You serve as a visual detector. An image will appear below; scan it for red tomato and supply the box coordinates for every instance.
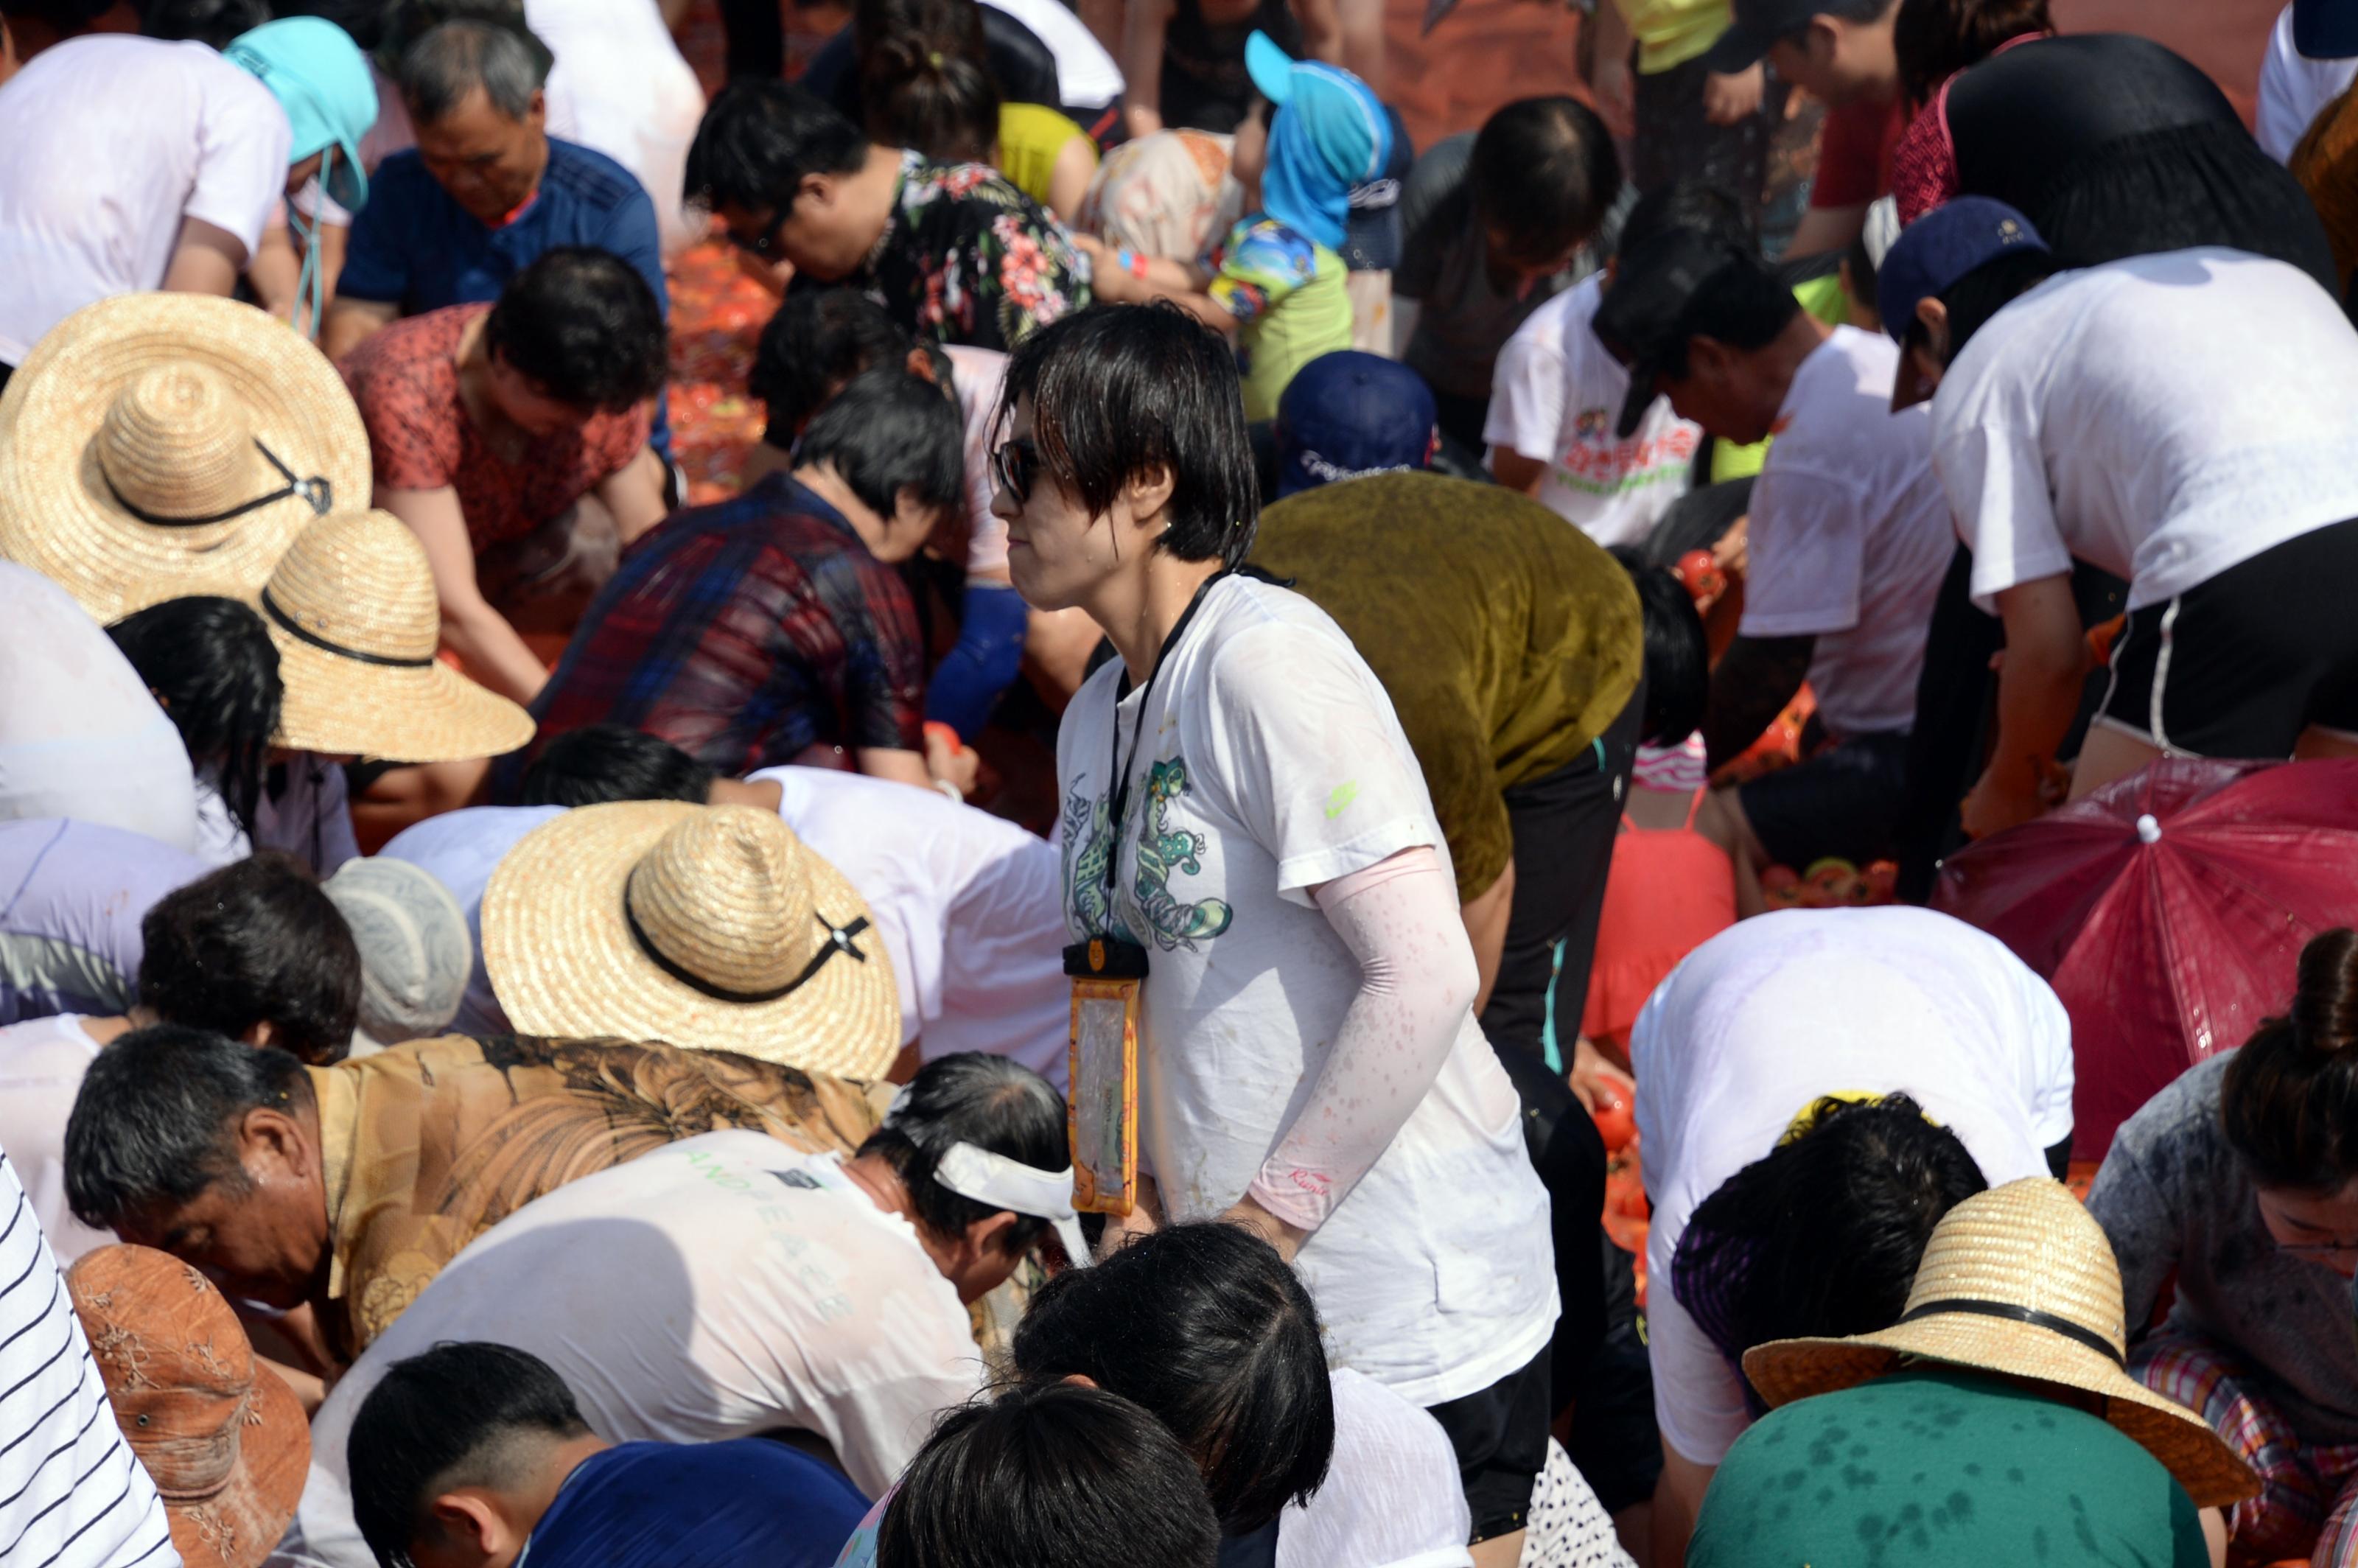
[1592,1091,1637,1155]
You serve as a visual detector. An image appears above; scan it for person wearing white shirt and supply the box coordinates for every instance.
[2259,0,2358,162]
[1883,203,2358,838]
[1631,906,2075,1561]
[983,0,1125,113]
[290,1056,1083,1567]
[1595,225,1951,876]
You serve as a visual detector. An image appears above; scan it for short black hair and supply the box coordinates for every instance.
[1656,251,1801,379]
[483,248,668,414]
[1619,180,1754,259]
[521,724,717,807]
[998,304,1259,569]
[796,365,968,521]
[349,1343,593,1568]
[0,0,114,29]
[398,15,553,122]
[106,596,284,848]
[139,0,267,48]
[688,80,871,214]
[1673,1093,1987,1389]
[1786,0,1898,43]
[1608,546,1708,748]
[749,287,912,441]
[1012,1224,1334,1533]
[1928,246,2057,363]
[139,853,362,1065]
[856,1052,1068,1257]
[1471,97,1620,266]
[64,1026,313,1233]
[878,1384,1220,1568]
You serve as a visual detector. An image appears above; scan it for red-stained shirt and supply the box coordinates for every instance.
[339,303,650,552]
[1809,99,1910,209]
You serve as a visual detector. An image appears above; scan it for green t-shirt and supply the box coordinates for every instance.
[1206,215,1353,421]
[1250,472,1644,900]
[1690,1368,2211,1568]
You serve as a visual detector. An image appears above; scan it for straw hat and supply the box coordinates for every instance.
[481,801,900,1074]
[1741,1177,2260,1508]
[261,510,534,762]
[0,293,370,622]
[68,1245,309,1568]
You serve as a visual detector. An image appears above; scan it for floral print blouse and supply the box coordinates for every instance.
[856,151,1092,352]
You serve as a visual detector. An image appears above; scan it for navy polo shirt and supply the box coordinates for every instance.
[339,137,674,459]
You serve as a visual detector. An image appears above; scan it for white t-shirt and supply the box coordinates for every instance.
[292,1132,986,1567]
[1932,248,2358,614]
[1740,327,1951,738]
[945,345,1014,576]
[0,564,200,853]
[2259,2,2358,161]
[531,0,707,253]
[0,1014,111,1265]
[1279,1370,1474,1568]
[0,35,290,365]
[1631,906,2074,1468]
[1483,275,1702,547]
[1054,576,1556,1405]
[982,0,1126,109]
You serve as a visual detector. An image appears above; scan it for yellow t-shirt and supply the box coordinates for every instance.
[996,103,1095,209]
[1627,0,1732,74]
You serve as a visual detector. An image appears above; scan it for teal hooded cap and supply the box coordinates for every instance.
[223,17,378,213]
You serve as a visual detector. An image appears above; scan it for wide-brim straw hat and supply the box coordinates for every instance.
[1741,1177,2259,1509]
[0,293,370,622]
[482,800,900,1075]
[262,509,533,762]
[69,1245,309,1568]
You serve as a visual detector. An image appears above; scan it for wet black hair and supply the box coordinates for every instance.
[1618,179,1755,259]
[521,724,717,807]
[139,0,267,48]
[138,853,362,1065]
[688,80,871,214]
[796,365,968,521]
[2224,929,2358,1192]
[748,287,913,441]
[1011,1224,1334,1533]
[65,1027,313,1232]
[1471,96,1621,267]
[106,596,283,848]
[1609,546,1709,747]
[878,1384,1220,1568]
[855,1051,1070,1257]
[349,1343,593,1568]
[997,303,1261,569]
[483,247,668,413]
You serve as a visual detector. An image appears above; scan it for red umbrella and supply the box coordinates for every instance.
[1932,756,2358,1161]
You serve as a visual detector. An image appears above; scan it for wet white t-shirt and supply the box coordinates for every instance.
[1631,907,2074,1468]
[292,1132,987,1567]
[1278,1369,1474,1568]
[1484,274,1702,547]
[1932,248,2358,613]
[1054,575,1556,1405]
[0,35,290,364]
[1740,326,1952,738]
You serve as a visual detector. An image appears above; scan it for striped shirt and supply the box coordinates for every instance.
[0,1149,180,1568]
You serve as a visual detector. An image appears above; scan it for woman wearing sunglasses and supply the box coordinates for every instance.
[990,301,1558,1568]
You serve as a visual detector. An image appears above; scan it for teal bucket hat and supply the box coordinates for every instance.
[223,17,377,213]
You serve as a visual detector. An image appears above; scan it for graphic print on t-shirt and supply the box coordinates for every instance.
[1062,757,1234,953]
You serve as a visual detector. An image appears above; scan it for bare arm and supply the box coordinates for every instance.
[1702,633,1814,773]
[1077,237,1236,331]
[1489,447,1548,497]
[1962,573,2084,839]
[1652,1441,1716,1568]
[1122,0,1172,138]
[1294,0,1341,63]
[379,485,551,704]
[856,746,937,788]
[1588,0,1635,138]
[322,297,399,363]
[1045,133,1099,224]
[1077,0,1123,50]
[246,223,303,321]
[161,215,248,296]
[1785,201,1867,260]
[594,444,670,546]
[1460,857,1514,1015]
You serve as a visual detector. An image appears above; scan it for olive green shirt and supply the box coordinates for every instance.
[1251,472,1643,901]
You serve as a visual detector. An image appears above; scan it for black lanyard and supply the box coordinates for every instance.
[1098,568,1231,919]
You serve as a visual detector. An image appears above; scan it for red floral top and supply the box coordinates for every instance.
[338,304,651,552]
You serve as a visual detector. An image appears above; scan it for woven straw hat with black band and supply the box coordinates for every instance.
[1741,1177,2260,1509]
[262,510,534,763]
[482,801,900,1077]
[0,293,370,622]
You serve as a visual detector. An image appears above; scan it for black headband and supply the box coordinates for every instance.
[103,438,332,528]
[1896,1297,2126,1369]
[624,897,871,1006]
[260,589,435,669]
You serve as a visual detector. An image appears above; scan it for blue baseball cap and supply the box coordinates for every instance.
[224,17,379,213]
[1876,196,2048,385]
[1274,351,1437,497]
[1242,32,1389,253]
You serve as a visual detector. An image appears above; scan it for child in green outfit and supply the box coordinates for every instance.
[1075,32,1379,420]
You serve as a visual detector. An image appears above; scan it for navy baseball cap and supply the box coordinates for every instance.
[2295,0,2358,60]
[1592,225,1772,439]
[1701,0,1820,74]
[1273,351,1437,497]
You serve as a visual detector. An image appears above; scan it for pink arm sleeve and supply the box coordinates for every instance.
[1245,846,1480,1233]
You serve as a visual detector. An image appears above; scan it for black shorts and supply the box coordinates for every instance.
[2100,518,2358,755]
[1424,1348,1553,1543]
[1736,730,1911,869]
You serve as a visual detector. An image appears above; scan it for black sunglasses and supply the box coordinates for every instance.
[990,437,1043,504]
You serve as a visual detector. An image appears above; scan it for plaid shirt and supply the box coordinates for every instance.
[524,475,926,778]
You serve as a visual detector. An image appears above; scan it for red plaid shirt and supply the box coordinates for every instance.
[522,475,926,777]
